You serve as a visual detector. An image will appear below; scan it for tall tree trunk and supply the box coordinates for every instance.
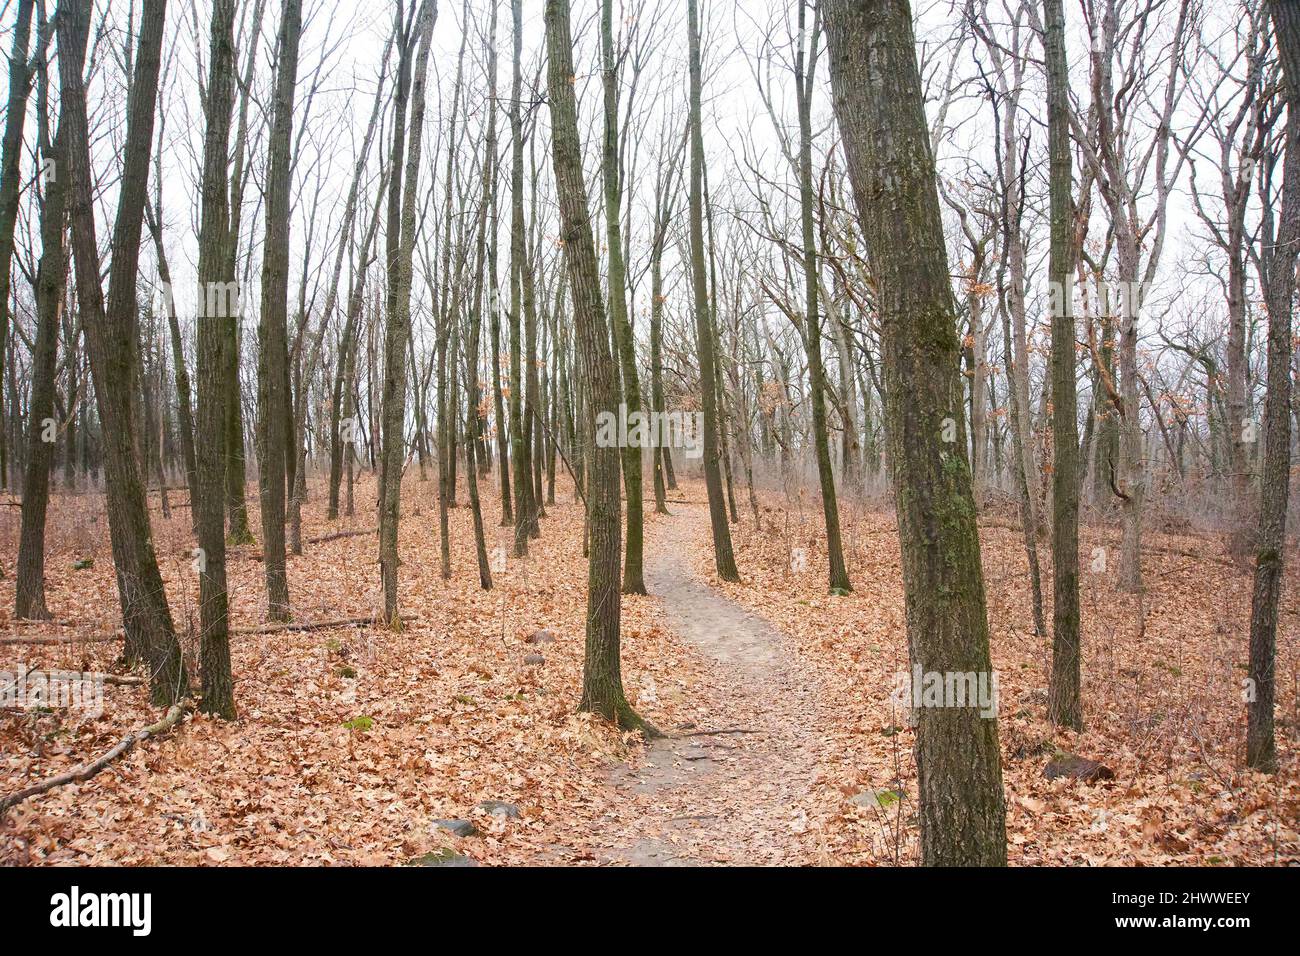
[824,0,1007,866]
[966,279,986,502]
[195,0,239,718]
[991,76,1047,640]
[56,0,188,705]
[687,0,738,581]
[545,0,652,734]
[378,0,437,623]
[15,19,63,621]
[62,305,78,489]
[795,1,850,593]
[600,0,646,593]
[465,0,499,590]
[255,0,303,622]
[1044,0,1082,730]
[1115,239,1145,591]
[508,0,537,556]
[648,142,678,515]
[702,174,740,526]
[0,0,36,494]
[317,34,392,526]
[649,250,669,514]
[491,265,511,524]
[1247,0,1300,771]
[221,0,266,547]
[326,188,386,524]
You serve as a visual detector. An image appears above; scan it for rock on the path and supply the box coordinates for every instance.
[477,799,520,819]
[523,653,545,666]
[525,629,556,645]
[407,849,478,867]
[1043,753,1115,782]
[850,789,903,809]
[433,819,481,838]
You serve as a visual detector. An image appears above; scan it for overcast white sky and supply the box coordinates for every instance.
[0,0,1263,403]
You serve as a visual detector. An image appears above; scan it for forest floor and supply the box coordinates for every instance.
[0,472,1296,865]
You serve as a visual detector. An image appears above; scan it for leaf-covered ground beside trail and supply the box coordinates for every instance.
[699,488,1300,865]
[0,477,725,865]
[0,476,1295,865]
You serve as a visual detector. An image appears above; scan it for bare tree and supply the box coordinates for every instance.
[15,7,62,621]
[377,0,436,624]
[545,0,653,733]
[689,0,738,581]
[1074,0,1199,591]
[195,0,239,718]
[824,0,1007,866]
[1245,0,1300,771]
[56,0,188,704]
[0,0,38,492]
[1044,0,1082,729]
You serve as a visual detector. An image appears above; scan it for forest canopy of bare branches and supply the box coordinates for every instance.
[0,0,1296,895]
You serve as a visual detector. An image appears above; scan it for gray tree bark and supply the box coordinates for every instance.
[824,0,1007,866]
[545,0,653,734]
[57,0,189,705]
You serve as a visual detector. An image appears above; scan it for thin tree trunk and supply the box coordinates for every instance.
[316,34,392,526]
[508,0,537,556]
[795,1,850,592]
[648,146,678,514]
[255,0,303,622]
[222,0,266,547]
[1044,0,1082,731]
[688,0,738,581]
[62,305,78,489]
[600,0,646,593]
[144,184,197,519]
[1247,0,1300,771]
[15,20,63,621]
[378,0,437,624]
[465,0,499,590]
[0,0,36,494]
[545,0,652,734]
[195,0,239,719]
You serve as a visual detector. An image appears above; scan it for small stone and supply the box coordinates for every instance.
[850,788,903,809]
[523,653,545,666]
[526,629,556,645]
[407,849,477,867]
[477,799,520,819]
[433,819,481,838]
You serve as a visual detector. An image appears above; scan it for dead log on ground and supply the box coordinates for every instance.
[0,700,192,817]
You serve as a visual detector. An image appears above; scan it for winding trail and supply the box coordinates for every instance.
[598,503,831,866]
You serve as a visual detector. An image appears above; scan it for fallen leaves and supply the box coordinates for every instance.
[700,490,1299,866]
[1,477,1295,866]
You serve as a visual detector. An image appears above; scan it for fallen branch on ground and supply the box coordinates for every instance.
[231,615,418,636]
[305,528,376,545]
[0,632,122,646]
[0,699,192,817]
[2,615,419,647]
[0,670,143,687]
